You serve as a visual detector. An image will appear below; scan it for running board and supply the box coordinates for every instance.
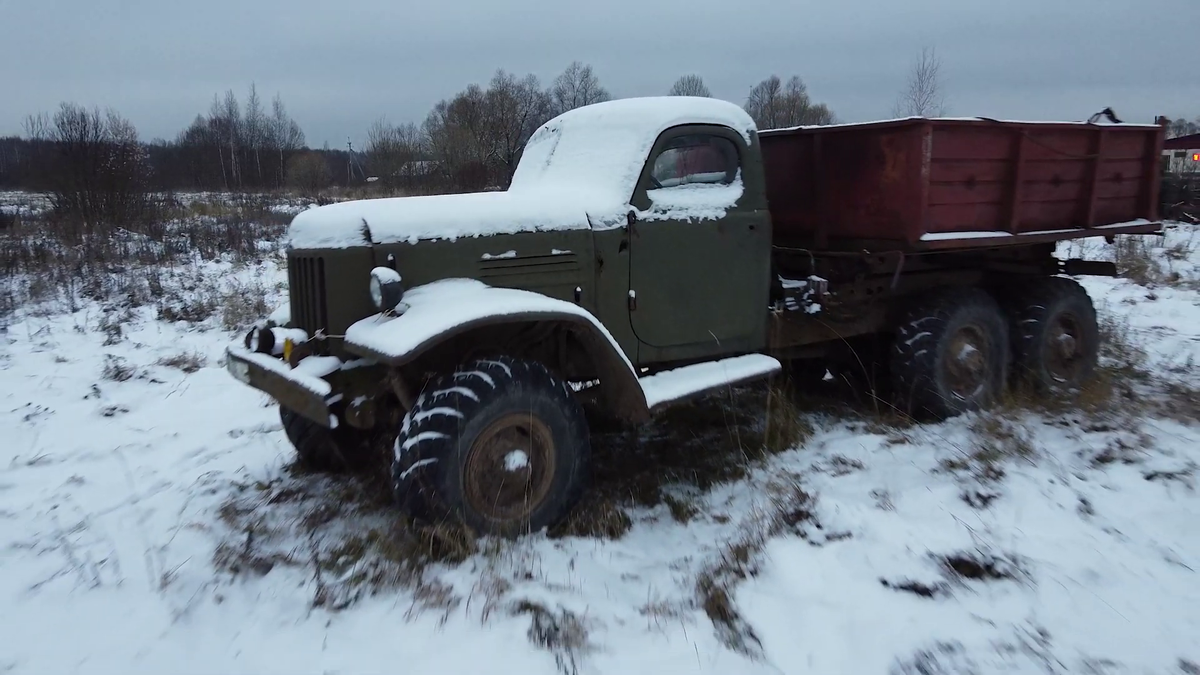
[640,354,782,414]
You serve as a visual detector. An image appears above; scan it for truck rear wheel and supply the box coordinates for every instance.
[1006,277,1099,395]
[393,357,590,537]
[891,288,1010,420]
[279,406,369,471]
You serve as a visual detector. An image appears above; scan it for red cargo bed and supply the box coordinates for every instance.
[759,117,1166,251]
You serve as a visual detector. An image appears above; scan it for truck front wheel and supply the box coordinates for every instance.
[393,357,590,537]
[890,288,1010,420]
[1006,277,1099,395]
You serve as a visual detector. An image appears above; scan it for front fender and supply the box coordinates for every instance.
[343,278,650,422]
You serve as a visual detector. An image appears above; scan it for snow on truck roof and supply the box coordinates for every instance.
[287,97,756,249]
[760,115,1162,135]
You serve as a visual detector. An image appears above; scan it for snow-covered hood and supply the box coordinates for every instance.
[287,190,595,249]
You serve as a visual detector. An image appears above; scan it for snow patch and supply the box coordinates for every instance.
[920,230,1013,241]
[503,450,530,472]
[640,176,744,222]
[398,431,449,455]
[480,250,517,260]
[292,356,343,379]
[763,116,1163,134]
[267,302,290,326]
[397,458,437,479]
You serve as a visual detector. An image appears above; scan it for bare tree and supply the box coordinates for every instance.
[1167,116,1200,139]
[42,103,150,229]
[745,75,835,130]
[244,84,267,185]
[893,47,946,118]
[23,113,50,141]
[486,70,554,183]
[365,118,425,189]
[424,83,491,190]
[270,94,305,187]
[669,74,711,97]
[550,61,610,115]
[287,151,332,197]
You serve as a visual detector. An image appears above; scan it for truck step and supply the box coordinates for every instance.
[640,354,782,412]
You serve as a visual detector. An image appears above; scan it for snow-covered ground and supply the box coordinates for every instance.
[1,224,1198,675]
[0,190,310,219]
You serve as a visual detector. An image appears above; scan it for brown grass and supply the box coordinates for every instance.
[1111,231,1198,290]
[101,354,136,382]
[220,278,272,331]
[938,549,1027,583]
[512,601,592,675]
[157,351,207,373]
[1113,235,1161,286]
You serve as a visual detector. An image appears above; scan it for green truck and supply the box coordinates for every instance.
[227,97,1166,536]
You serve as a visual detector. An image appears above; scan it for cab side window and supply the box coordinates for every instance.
[650,134,739,189]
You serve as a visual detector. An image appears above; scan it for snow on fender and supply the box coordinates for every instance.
[342,278,652,422]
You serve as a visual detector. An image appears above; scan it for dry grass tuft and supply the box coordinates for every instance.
[940,414,1036,487]
[939,549,1026,583]
[549,495,632,540]
[513,601,592,675]
[663,493,700,524]
[157,351,207,373]
[101,354,136,382]
[220,278,272,331]
[1113,235,1161,286]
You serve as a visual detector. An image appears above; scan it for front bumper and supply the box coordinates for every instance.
[226,345,336,428]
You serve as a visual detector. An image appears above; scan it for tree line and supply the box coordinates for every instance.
[0,64,840,215]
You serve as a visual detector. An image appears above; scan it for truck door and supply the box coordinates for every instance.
[627,125,772,361]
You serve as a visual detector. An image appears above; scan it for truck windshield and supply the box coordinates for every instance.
[651,135,738,188]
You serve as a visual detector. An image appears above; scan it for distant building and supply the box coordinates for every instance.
[1163,133,1200,173]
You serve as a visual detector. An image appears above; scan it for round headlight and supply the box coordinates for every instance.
[369,266,404,311]
[369,275,383,308]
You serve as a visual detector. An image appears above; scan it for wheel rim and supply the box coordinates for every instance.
[943,325,992,401]
[463,412,556,526]
[1044,311,1085,383]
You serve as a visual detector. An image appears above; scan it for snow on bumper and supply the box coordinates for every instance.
[225,345,336,428]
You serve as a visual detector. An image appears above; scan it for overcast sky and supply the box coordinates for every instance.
[2,0,1197,147]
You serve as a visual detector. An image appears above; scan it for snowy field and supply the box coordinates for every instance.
[1,214,1198,674]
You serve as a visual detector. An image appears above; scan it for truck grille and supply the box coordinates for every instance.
[288,255,328,337]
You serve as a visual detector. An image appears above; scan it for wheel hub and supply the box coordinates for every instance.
[1045,312,1084,382]
[944,326,991,400]
[463,413,556,526]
